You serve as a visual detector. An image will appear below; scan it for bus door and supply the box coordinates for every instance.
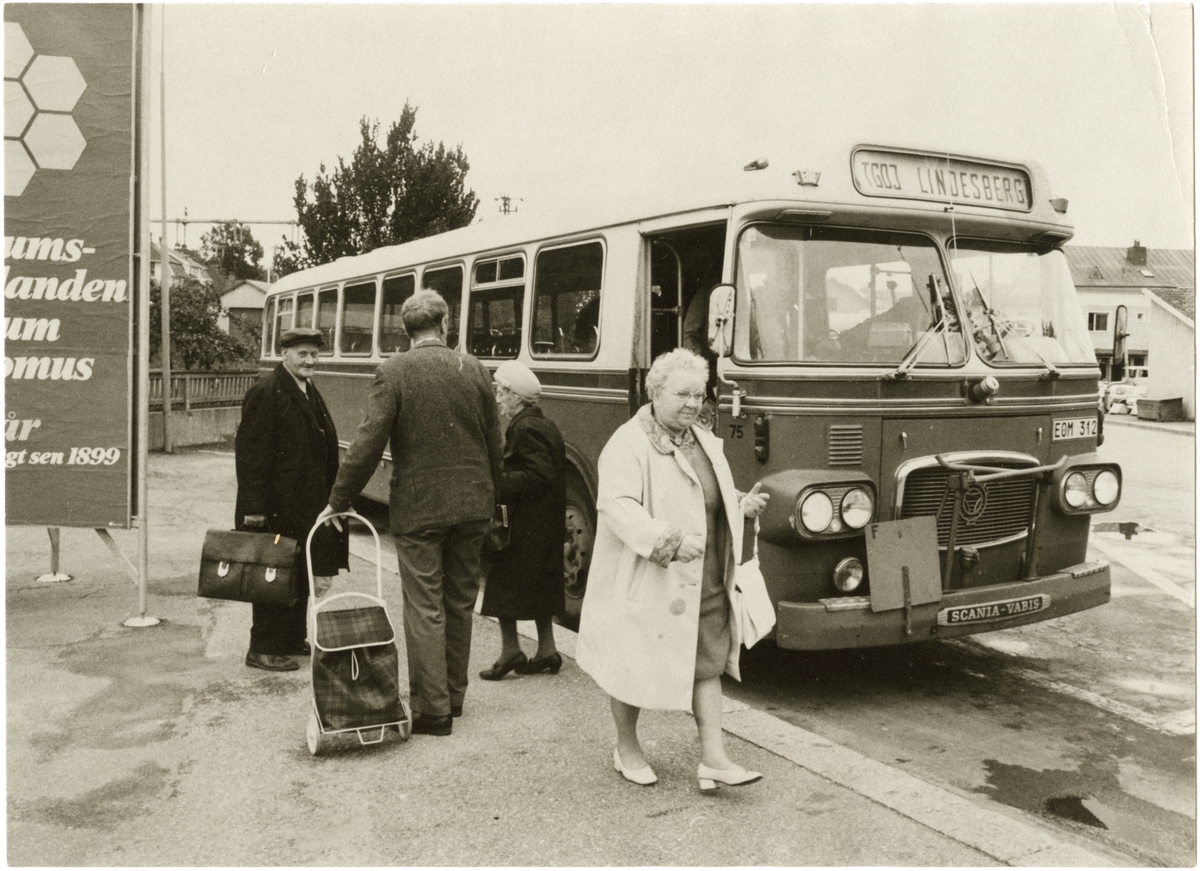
[644,223,727,376]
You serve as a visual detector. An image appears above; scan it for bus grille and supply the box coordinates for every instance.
[828,424,863,466]
[899,465,1035,547]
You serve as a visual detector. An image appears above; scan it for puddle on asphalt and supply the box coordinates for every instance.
[977,758,1186,862]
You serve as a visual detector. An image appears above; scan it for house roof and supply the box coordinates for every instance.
[222,279,271,295]
[1145,286,1196,322]
[1064,244,1195,291]
[150,242,212,280]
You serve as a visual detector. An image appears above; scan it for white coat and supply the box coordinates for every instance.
[576,404,745,711]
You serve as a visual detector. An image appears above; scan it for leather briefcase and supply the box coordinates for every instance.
[198,530,300,607]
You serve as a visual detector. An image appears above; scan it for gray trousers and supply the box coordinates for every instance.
[394,519,489,717]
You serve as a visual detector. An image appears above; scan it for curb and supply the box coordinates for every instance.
[1103,415,1194,436]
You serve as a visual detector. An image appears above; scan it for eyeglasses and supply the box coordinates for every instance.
[670,390,707,404]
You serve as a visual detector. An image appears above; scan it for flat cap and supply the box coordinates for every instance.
[279,327,323,349]
[494,360,541,401]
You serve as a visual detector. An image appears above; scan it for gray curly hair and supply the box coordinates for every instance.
[645,348,709,400]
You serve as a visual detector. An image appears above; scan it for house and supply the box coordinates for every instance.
[1142,287,1195,420]
[218,279,270,347]
[1063,241,1194,381]
[150,242,213,286]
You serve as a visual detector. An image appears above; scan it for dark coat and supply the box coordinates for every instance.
[328,342,504,535]
[234,363,349,577]
[481,406,567,620]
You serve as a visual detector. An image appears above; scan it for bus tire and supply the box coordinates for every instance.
[561,474,595,631]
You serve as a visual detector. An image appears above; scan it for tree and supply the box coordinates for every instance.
[151,275,258,369]
[201,222,266,283]
[289,103,479,269]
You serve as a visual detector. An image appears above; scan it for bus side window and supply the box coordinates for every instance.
[296,291,314,329]
[271,295,295,356]
[339,280,376,356]
[468,256,524,359]
[380,273,415,354]
[422,265,464,351]
[532,241,604,356]
[315,286,338,350]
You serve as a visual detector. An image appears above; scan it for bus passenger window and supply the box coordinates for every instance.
[532,242,604,356]
[380,273,415,354]
[422,265,464,350]
[296,291,315,331]
[271,295,295,356]
[315,287,338,350]
[468,256,525,358]
[339,281,376,355]
[468,288,524,358]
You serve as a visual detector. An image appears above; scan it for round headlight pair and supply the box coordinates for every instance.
[1063,469,1120,509]
[797,487,874,534]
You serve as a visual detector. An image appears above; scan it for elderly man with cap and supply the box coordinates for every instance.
[319,290,503,736]
[478,360,568,680]
[235,326,348,671]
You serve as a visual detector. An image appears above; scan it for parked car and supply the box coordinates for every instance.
[1103,381,1146,414]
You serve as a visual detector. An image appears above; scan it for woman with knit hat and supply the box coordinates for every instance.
[479,360,568,680]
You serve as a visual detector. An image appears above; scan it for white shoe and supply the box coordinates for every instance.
[613,747,657,786]
[697,763,763,791]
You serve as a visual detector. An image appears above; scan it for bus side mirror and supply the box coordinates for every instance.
[707,283,736,357]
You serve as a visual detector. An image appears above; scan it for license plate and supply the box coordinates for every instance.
[936,593,1050,626]
[1052,417,1098,440]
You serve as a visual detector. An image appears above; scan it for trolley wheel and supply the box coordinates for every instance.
[306,712,325,756]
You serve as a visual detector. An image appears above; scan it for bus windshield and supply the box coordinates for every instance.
[947,240,1096,367]
[734,224,965,366]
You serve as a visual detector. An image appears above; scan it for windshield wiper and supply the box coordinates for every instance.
[967,272,1060,380]
[883,275,949,381]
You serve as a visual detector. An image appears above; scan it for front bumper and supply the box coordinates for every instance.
[775,561,1110,650]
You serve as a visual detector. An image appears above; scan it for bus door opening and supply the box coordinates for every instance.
[646,223,726,379]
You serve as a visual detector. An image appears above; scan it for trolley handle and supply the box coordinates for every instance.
[305,510,384,600]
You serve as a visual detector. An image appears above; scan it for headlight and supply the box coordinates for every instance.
[1093,469,1120,506]
[833,558,864,592]
[1063,472,1089,508]
[840,488,874,529]
[798,491,834,533]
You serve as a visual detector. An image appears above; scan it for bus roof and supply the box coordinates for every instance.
[269,142,1068,295]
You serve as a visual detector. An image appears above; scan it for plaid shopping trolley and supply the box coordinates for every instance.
[304,511,411,756]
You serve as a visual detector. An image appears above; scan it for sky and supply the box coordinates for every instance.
[151,3,1195,266]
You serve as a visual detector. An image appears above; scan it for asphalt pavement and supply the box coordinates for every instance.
[5,448,1137,866]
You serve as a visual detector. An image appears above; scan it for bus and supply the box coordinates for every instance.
[261,142,1121,649]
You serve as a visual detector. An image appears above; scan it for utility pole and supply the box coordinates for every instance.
[496,195,523,215]
[158,6,172,453]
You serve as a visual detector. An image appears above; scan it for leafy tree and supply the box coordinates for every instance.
[289,103,479,269]
[201,222,266,283]
[150,275,258,369]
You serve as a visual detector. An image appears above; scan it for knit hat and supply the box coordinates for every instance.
[494,360,541,401]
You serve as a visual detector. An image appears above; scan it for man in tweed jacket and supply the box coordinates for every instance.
[322,290,503,736]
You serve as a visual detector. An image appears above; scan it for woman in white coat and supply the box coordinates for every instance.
[576,348,770,791]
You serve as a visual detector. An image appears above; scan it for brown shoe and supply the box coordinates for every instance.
[245,651,299,672]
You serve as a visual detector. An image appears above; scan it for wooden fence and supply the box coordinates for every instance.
[148,369,259,411]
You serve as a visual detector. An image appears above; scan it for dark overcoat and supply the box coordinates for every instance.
[328,343,504,535]
[481,406,567,620]
[234,363,349,577]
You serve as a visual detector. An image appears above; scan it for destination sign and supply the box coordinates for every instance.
[852,148,1033,212]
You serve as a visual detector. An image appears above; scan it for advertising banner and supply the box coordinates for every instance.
[4,4,136,527]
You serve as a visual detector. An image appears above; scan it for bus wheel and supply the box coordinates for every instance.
[561,477,595,630]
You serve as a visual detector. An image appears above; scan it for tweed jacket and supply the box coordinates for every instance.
[575,404,745,711]
[328,343,504,535]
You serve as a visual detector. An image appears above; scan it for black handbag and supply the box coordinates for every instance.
[483,503,510,553]
[198,530,301,607]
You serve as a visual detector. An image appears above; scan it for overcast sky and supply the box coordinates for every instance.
[151,3,1194,262]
